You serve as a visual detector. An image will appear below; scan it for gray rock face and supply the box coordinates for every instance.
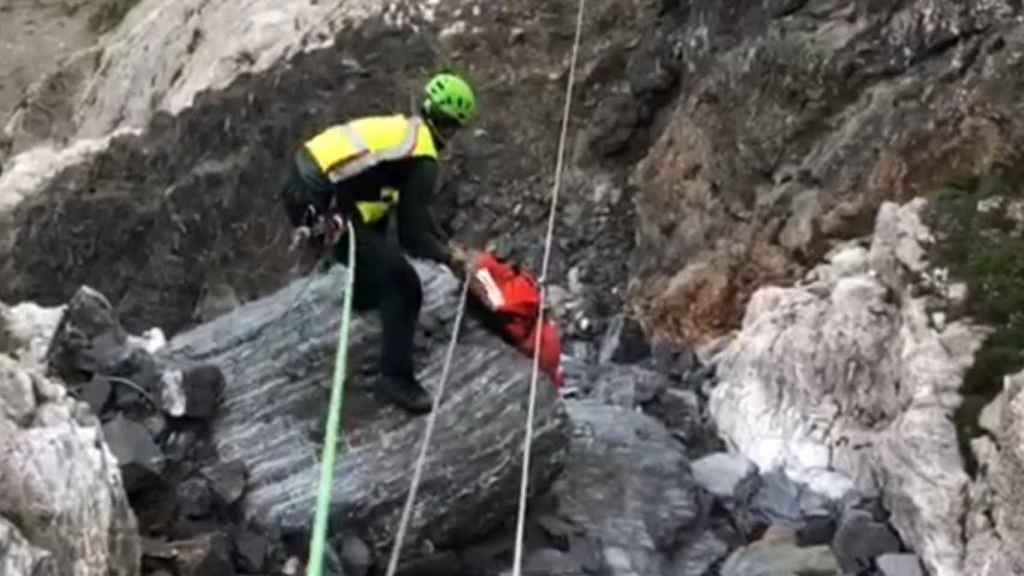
[159,260,570,563]
[708,199,989,576]
[545,401,706,576]
[0,354,141,576]
[964,370,1024,576]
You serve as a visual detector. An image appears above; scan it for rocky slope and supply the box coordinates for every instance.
[5,0,1024,575]
[703,197,1024,576]
[0,328,141,576]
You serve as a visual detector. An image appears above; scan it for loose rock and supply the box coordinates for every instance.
[101,413,166,494]
[832,508,903,573]
[877,553,925,576]
[691,452,757,500]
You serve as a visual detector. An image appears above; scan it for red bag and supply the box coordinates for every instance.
[470,252,565,390]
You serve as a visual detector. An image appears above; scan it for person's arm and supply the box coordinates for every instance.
[395,157,456,265]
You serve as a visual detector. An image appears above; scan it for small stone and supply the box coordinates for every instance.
[931,311,946,330]
[102,414,165,494]
[568,266,584,294]
[876,553,924,576]
[176,477,214,519]
[598,314,651,365]
[143,413,168,437]
[80,375,112,415]
[832,509,902,573]
[720,541,840,576]
[282,556,301,576]
[170,532,235,576]
[691,453,758,499]
[160,365,224,420]
[201,459,247,507]
[0,359,36,423]
[232,530,269,573]
[32,371,65,402]
[797,515,837,546]
[672,530,730,576]
[340,534,371,576]
[977,195,1005,213]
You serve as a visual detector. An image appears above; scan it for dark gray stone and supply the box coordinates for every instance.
[101,414,165,494]
[232,530,269,573]
[176,477,214,519]
[201,459,247,507]
[833,509,903,573]
[650,339,697,380]
[339,534,371,576]
[46,286,128,378]
[796,515,837,547]
[394,551,463,576]
[598,314,651,365]
[671,530,731,576]
[80,375,111,414]
[751,470,832,527]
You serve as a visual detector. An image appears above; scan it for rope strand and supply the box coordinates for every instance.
[384,272,473,576]
[306,221,358,576]
[511,0,587,572]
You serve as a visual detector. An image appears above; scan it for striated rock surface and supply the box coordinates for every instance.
[708,199,988,576]
[158,260,570,564]
[0,353,141,576]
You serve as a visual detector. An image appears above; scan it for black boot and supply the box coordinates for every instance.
[376,375,433,415]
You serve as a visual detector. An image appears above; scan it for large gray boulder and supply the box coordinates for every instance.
[158,259,570,564]
[708,199,989,576]
[544,401,710,576]
[0,353,141,576]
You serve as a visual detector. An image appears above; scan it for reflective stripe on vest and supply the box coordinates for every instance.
[304,115,437,184]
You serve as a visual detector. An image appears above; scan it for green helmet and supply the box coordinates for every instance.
[423,72,477,126]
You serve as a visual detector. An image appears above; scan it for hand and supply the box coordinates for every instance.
[289,226,312,252]
[322,213,347,245]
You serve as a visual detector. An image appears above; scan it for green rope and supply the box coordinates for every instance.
[306,220,358,576]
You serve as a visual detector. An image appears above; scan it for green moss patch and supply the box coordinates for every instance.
[925,161,1024,476]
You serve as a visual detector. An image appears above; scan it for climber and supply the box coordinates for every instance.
[279,71,480,415]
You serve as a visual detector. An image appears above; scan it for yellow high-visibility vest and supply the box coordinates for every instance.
[304,115,438,223]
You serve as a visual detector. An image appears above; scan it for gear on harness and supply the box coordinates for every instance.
[289,205,348,254]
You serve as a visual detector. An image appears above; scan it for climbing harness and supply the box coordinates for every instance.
[383,272,473,576]
[511,0,587,572]
[305,219,357,576]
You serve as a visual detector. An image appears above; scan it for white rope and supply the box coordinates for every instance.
[384,272,473,576]
[511,0,587,572]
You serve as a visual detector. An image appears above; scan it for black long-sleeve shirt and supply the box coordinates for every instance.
[295,149,452,265]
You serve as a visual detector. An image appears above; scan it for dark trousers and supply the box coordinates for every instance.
[332,228,423,381]
[280,158,424,381]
